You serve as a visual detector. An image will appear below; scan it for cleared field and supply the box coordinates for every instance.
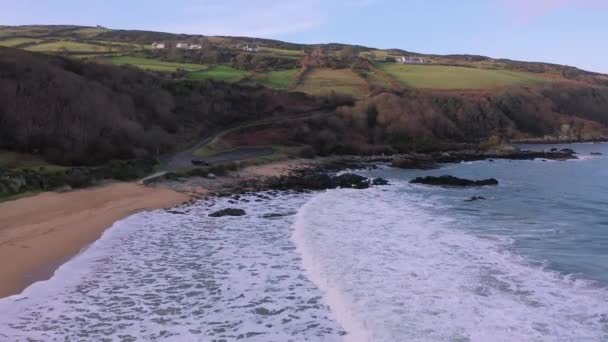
[0,37,43,47]
[26,41,110,53]
[377,63,547,89]
[188,65,250,82]
[295,68,369,97]
[110,56,207,72]
[73,27,108,37]
[254,69,299,89]
[258,47,305,58]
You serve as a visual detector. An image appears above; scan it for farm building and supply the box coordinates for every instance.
[176,42,189,49]
[189,44,202,50]
[397,56,428,64]
[243,44,259,52]
[152,42,166,49]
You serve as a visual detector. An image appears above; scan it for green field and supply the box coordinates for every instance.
[73,27,108,37]
[377,63,547,89]
[110,56,207,72]
[295,68,368,97]
[258,47,305,59]
[254,69,299,89]
[0,37,44,47]
[26,41,110,53]
[188,65,250,82]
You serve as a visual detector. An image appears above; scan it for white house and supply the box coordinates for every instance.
[152,42,166,49]
[397,56,428,64]
[189,44,203,50]
[176,42,189,49]
[243,44,259,53]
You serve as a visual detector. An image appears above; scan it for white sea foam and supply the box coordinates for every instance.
[292,183,608,342]
[2,181,607,341]
[0,192,344,341]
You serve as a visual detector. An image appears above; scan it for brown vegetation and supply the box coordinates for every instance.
[0,47,321,165]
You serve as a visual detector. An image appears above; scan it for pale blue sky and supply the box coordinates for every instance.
[3,0,607,73]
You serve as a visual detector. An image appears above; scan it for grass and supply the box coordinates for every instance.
[110,56,207,72]
[0,37,43,47]
[26,41,110,53]
[360,70,393,89]
[376,63,547,89]
[254,69,299,89]
[258,47,305,58]
[73,27,108,37]
[188,65,250,82]
[295,68,369,97]
[0,150,66,171]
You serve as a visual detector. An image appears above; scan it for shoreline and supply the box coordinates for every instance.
[0,182,190,299]
[0,147,590,300]
[0,160,311,300]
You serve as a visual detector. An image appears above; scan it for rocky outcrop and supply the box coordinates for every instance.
[392,156,438,170]
[432,150,577,163]
[390,149,578,170]
[264,173,389,191]
[465,196,487,202]
[411,176,498,187]
[209,208,247,217]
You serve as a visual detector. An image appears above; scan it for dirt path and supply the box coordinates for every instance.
[163,110,331,171]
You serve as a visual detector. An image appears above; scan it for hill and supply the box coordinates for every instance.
[2,25,607,97]
[1,25,607,167]
[0,47,321,166]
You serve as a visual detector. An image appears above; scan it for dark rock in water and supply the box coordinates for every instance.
[166,210,187,215]
[550,148,559,152]
[261,212,296,219]
[264,173,386,191]
[465,196,487,202]
[209,208,246,217]
[411,175,499,187]
[372,178,389,186]
[590,152,603,156]
[334,173,370,189]
[560,148,576,154]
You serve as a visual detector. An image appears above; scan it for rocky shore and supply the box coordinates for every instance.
[152,147,579,198]
[391,148,578,170]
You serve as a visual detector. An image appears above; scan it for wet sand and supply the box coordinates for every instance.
[0,183,189,298]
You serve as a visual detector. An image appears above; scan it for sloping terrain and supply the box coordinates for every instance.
[0,25,607,169]
[0,47,321,165]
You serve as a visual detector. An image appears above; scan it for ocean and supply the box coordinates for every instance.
[1,143,607,341]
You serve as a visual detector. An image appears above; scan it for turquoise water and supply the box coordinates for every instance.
[0,143,607,341]
[367,143,608,285]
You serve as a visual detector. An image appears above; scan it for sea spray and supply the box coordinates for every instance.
[289,182,608,341]
[0,192,344,341]
[293,192,370,342]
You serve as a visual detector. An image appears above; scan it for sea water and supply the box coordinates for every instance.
[1,143,607,341]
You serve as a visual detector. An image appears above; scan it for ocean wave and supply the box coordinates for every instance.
[0,192,344,341]
[292,185,608,341]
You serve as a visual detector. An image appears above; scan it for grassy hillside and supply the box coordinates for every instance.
[110,56,207,72]
[377,63,548,89]
[0,37,43,47]
[188,65,250,82]
[0,47,322,165]
[1,24,607,170]
[2,24,606,96]
[296,68,369,97]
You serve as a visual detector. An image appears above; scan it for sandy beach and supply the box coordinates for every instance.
[0,183,189,299]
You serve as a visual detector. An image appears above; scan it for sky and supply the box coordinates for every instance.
[3,0,607,73]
